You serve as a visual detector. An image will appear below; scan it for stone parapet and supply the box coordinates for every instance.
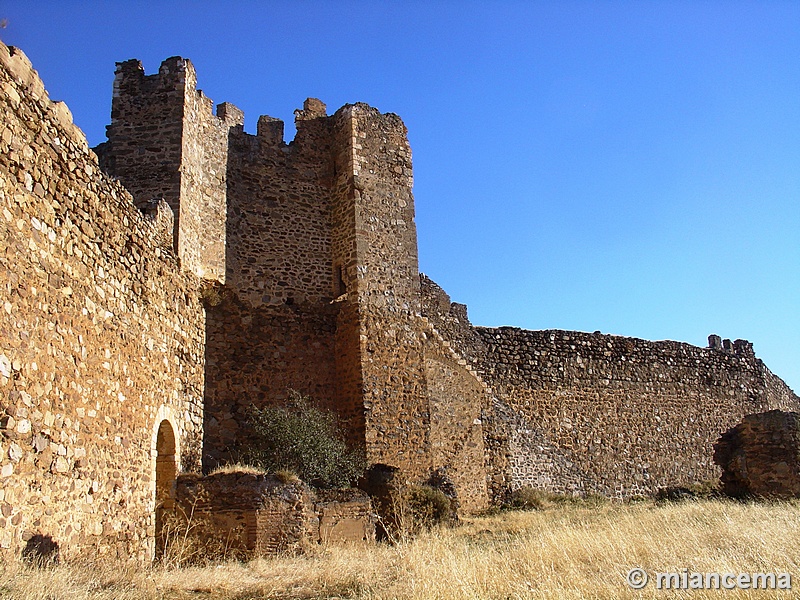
[472,327,798,499]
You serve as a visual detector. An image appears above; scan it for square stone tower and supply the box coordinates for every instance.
[97,57,489,512]
[97,57,242,282]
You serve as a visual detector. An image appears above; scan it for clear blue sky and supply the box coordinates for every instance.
[3,1,798,393]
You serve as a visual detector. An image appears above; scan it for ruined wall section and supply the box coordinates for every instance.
[175,472,375,558]
[421,323,489,513]
[713,410,800,499]
[420,274,486,364]
[98,57,232,282]
[202,100,340,466]
[419,276,590,503]
[475,327,799,499]
[331,105,431,480]
[0,43,205,559]
[418,275,490,511]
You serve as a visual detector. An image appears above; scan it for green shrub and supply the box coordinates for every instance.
[245,390,365,489]
[404,485,453,530]
[379,485,454,543]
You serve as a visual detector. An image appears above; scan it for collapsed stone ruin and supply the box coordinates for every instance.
[714,410,800,499]
[171,472,374,558]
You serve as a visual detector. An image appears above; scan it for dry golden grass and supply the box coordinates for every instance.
[207,463,266,476]
[2,498,799,599]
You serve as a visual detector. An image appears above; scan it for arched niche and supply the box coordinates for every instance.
[151,407,181,559]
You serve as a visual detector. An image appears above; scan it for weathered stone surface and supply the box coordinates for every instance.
[473,327,798,501]
[95,56,231,283]
[314,488,375,544]
[174,472,374,558]
[713,410,800,498]
[0,41,205,561]
[419,276,798,502]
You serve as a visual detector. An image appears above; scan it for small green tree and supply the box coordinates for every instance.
[245,391,365,489]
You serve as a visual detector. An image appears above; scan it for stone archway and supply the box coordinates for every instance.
[154,419,177,558]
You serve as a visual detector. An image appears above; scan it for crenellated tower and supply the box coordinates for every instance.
[96,57,241,282]
[329,104,432,479]
[96,58,488,511]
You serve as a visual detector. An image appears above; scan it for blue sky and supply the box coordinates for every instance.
[3,1,798,393]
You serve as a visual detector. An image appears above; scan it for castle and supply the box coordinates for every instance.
[0,41,797,560]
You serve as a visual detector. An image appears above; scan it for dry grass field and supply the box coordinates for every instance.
[2,498,799,599]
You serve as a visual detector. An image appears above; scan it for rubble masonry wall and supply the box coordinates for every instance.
[0,42,205,560]
[475,327,799,499]
[202,101,340,465]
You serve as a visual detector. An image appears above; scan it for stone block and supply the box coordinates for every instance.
[714,410,800,498]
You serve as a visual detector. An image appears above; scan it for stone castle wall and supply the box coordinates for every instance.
[418,276,489,512]
[342,105,431,481]
[202,100,341,466]
[420,274,486,365]
[176,67,234,283]
[473,327,799,500]
[2,40,799,566]
[97,57,232,283]
[0,43,205,560]
[202,298,339,466]
[422,325,489,513]
[225,99,335,308]
[419,275,799,502]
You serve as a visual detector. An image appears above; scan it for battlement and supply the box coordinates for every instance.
[101,57,251,282]
[112,56,245,131]
[217,101,244,128]
[112,56,188,97]
[295,97,327,121]
[708,334,756,358]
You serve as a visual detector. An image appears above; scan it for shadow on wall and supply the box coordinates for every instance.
[200,105,348,471]
[21,534,59,566]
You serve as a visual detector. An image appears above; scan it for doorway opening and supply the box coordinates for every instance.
[154,419,177,558]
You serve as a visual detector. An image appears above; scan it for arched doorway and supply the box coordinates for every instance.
[154,419,177,558]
